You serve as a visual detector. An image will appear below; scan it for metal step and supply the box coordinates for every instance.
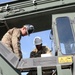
[0,41,19,68]
[17,56,72,72]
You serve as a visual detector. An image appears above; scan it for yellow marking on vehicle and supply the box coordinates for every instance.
[58,56,72,63]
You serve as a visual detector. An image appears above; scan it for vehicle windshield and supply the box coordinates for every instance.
[56,17,75,54]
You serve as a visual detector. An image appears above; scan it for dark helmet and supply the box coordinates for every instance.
[24,24,34,35]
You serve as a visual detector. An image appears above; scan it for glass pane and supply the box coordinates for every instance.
[56,17,75,54]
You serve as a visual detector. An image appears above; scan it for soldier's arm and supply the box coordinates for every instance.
[30,51,40,58]
[45,46,52,55]
[11,29,22,59]
[30,51,36,58]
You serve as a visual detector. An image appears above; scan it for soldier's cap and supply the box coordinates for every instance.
[23,24,34,35]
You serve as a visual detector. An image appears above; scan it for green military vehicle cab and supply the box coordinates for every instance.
[0,0,75,75]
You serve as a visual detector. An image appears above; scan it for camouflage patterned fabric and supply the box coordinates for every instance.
[30,46,52,58]
[1,27,22,59]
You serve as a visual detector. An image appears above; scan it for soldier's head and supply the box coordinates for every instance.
[20,24,34,36]
[34,36,42,50]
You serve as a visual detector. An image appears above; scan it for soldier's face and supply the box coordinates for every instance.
[22,27,27,36]
[36,44,42,50]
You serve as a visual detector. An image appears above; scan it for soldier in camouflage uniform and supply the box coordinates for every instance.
[30,36,52,58]
[1,24,34,60]
[27,36,52,75]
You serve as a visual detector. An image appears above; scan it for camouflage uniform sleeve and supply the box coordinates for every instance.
[30,49,39,58]
[30,51,35,58]
[45,46,52,55]
[11,28,22,59]
[30,50,38,58]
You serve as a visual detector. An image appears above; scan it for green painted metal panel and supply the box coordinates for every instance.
[37,66,42,75]
[56,65,62,75]
[62,69,72,75]
[0,56,21,75]
[56,65,72,75]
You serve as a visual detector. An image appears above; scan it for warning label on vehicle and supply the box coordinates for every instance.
[58,56,72,63]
